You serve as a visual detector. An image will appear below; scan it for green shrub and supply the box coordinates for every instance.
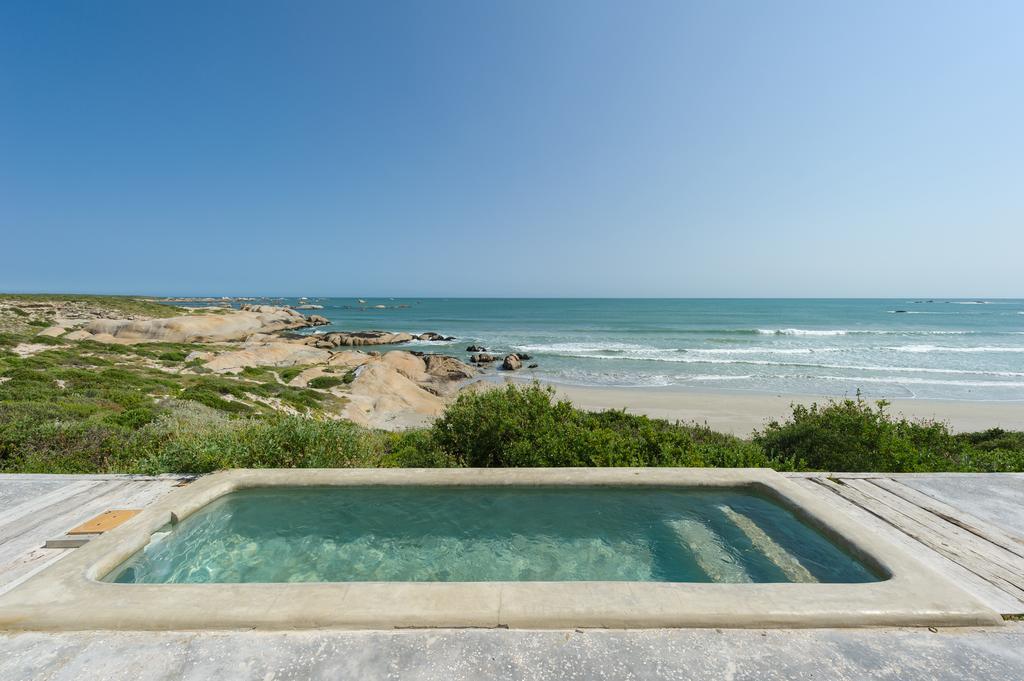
[430,383,776,468]
[308,375,344,389]
[752,397,1023,472]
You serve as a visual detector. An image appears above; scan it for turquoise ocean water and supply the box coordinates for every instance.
[214,298,1024,401]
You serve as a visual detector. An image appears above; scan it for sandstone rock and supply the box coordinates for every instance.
[342,362,446,430]
[203,341,332,373]
[36,326,67,338]
[83,306,322,343]
[502,354,522,371]
[423,354,476,381]
[63,330,93,341]
[307,331,415,347]
[306,315,330,325]
[327,350,375,369]
[470,353,496,364]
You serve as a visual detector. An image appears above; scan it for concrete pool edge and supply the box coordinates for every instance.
[0,468,1004,630]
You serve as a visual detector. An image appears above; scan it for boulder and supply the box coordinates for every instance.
[466,345,487,352]
[306,315,330,325]
[527,363,539,369]
[423,354,476,381]
[502,354,522,371]
[36,326,67,338]
[470,353,496,364]
[416,332,455,342]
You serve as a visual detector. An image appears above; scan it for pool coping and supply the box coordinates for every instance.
[0,468,1004,630]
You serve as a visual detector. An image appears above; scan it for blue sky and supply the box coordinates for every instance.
[2,1,1022,297]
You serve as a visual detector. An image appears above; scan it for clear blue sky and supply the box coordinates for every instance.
[2,1,1022,297]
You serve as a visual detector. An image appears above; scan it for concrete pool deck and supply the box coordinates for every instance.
[0,471,1022,678]
[0,468,1004,630]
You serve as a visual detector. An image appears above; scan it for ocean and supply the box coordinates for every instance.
[235,298,1024,402]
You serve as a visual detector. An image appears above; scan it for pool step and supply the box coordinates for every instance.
[718,505,818,583]
[666,518,752,583]
[43,533,100,549]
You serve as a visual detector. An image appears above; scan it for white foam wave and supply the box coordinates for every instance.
[885,345,1024,354]
[685,347,819,356]
[757,328,849,336]
[820,375,1024,388]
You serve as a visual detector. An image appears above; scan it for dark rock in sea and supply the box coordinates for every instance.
[502,354,522,371]
[893,310,907,313]
[470,353,496,364]
[416,332,452,342]
[515,353,532,361]
[527,363,538,369]
[409,350,425,357]
[466,345,487,352]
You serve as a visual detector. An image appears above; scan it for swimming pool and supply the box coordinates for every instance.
[106,486,879,584]
[0,468,1002,630]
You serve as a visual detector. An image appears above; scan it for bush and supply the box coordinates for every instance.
[308,375,344,389]
[430,383,776,468]
[753,397,1024,472]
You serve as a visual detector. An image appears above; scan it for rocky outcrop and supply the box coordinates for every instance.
[470,353,496,364]
[308,331,415,348]
[306,330,452,348]
[36,326,67,338]
[339,351,476,429]
[466,345,487,352]
[202,341,332,373]
[502,354,522,371]
[83,306,328,343]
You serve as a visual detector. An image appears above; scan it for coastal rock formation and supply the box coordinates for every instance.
[308,331,415,348]
[502,354,522,371]
[202,341,332,373]
[340,351,476,429]
[83,306,328,343]
[306,330,452,348]
[466,345,487,352]
[470,353,496,364]
[36,325,67,338]
[424,354,476,381]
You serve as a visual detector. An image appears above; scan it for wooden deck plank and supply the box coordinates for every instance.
[0,480,132,546]
[0,479,181,593]
[812,477,1024,602]
[0,480,101,528]
[790,477,1024,615]
[870,477,1024,559]
[843,478,1024,578]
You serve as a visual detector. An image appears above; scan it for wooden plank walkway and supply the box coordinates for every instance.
[0,474,189,596]
[0,473,1022,617]
[787,473,1024,615]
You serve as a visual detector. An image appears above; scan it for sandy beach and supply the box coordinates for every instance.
[541,383,1024,436]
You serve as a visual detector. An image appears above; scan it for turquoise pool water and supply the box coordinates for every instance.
[106,486,880,584]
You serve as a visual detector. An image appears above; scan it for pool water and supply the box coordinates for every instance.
[106,486,880,584]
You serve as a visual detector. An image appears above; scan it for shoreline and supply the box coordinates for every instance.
[496,379,1024,435]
